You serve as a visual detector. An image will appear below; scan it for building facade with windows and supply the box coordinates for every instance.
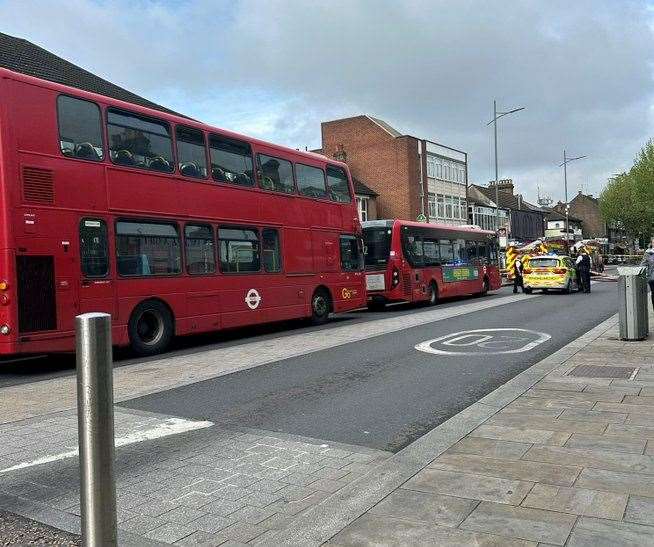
[320,115,468,225]
[467,184,510,232]
[353,179,378,222]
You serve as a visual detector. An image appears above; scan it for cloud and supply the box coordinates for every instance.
[1,0,652,201]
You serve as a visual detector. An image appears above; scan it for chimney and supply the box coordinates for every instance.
[489,178,514,195]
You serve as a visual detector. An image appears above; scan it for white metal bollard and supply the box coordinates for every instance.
[76,312,117,547]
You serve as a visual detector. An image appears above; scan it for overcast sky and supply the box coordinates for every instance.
[2,0,653,203]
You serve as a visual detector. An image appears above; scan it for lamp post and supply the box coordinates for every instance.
[559,150,587,251]
[488,100,524,266]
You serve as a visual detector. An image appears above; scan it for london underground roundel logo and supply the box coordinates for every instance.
[245,289,262,309]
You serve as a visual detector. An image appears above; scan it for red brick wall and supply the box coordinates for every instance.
[569,193,606,238]
[321,116,422,220]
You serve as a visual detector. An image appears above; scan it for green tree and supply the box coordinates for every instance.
[600,140,654,244]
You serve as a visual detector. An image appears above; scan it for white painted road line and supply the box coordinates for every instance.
[415,328,552,356]
[0,417,213,474]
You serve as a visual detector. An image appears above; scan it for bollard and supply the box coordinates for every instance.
[76,313,117,547]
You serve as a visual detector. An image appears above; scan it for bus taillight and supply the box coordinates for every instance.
[0,280,8,291]
[392,267,400,288]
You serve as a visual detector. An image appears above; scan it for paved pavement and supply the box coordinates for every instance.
[0,281,639,545]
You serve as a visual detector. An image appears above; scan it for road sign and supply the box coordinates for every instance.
[415,328,551,356]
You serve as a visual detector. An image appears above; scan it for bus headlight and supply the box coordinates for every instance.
[0,324,10,335]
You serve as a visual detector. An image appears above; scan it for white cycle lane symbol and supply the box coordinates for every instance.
[415,328,551,356]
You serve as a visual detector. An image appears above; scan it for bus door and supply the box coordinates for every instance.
[78,218,115,317]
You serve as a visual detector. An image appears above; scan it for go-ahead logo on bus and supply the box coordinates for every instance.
[245,289,262,309]
[341,287,359,299]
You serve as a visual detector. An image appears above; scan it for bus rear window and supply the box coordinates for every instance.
[57,96,104,161]
[529,258,560,268]
[363,227,392,268]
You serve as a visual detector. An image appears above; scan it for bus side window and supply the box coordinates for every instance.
[218,227,260,273]
[107,109,174,173]
[262,229,282,272]
[209,135,254,186]
[464,240,478,263]
[177,126,208,179]
[257,154,295,194]
[57,96,104,161]
[116,221,181,276]
[326,165,352,203]
[423,237,440,266]
[80,219,109,277]
[296,164,327,199]
[339,235,363,271]
[185,224,215,274]
[439,239,454,264]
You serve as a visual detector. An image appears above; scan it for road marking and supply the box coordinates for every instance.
[415,328,551,356]
[0,417,213,474]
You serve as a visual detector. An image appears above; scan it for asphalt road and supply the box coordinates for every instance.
[123,281,619,453]
[0,285,510,389]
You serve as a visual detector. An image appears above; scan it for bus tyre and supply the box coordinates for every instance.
[367,300,386,312]
[128,300,174,356]
[427,282,438,306]
[311,289,331,325]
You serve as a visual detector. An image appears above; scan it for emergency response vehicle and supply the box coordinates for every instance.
[523,255,579,294]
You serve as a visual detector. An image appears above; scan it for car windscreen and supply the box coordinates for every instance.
[529,258,560,268]
[363,227,392,268]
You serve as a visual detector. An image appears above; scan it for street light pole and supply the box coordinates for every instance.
[559,150,587,252]
[487,100,524,267]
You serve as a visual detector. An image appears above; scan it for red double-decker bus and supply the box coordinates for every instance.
[0,68,365,356]
[362,219,501,309]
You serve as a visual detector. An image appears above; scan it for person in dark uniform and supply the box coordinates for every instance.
[513,256,524,294]
[577,250,592,293]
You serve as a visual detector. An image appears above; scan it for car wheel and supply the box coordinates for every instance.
[524,287,533,294]
[563,280,572,294]
[128,300,174,356]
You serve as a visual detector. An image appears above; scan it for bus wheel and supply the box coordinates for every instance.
[367,300,386,312]
[311,289,331,325]
[128,300,174,356]
[427,282,438,306]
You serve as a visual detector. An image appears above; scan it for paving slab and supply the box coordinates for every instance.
[403,468,533,505]
[521,483,627,520]
[567,516,654,547]
[624,495,654,526]
[328,513,537,546]
[444,437,532,459]
[428,453,581,486]
[575,468,654,497]
[368,488,478,527]
[564,433,646,454]
[459,502,577,545]
[523,445,654,475]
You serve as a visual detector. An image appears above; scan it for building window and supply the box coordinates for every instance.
[437,194,445,217]
[107,109,174,172]
[356,197,369,221]
[176,126,208,179]
[428,193,437,218]
[460,199,467,219]
[185,224,215,275]
[426,159,435,178]
[436,163,443,178]
[58,96,104,161]
[296,164,327,198]
[262,228,281,272]
[80,219,108,277]
[218,226,260,273]
[209,134,254,186]
[445,196,453,218]
[116,221,181,276]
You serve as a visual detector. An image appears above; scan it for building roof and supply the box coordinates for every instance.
[353,178,378,196]
[472,184,542,213]
[366,116,402,138]
[542,208,582,224]
[0,31,180,116]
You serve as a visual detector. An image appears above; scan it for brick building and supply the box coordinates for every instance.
[554,191,606,239]
[320,115,468,225]
[469,180,545,242]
